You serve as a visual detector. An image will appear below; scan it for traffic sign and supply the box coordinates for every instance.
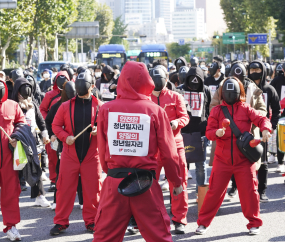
[197,47,214,53]
[178,39,185,45]
[223,32,245,44]
[248,34,268,45]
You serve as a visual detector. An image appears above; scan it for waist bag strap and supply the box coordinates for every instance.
[107,168,156,179]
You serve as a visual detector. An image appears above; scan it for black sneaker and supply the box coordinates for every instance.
[48,183,56,192]
[127,216,139,235]
[174,222,185,234]
[86,223,95,233]
[228,187,237,198]
[50,224,69,235]
[260,193,269,203]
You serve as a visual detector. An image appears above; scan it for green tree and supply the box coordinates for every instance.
[77,0,97,22]
[166,43,191,60]
[0,0,35,69]
[26,0,78,65]
[109,16,128,44]
[94,3,114,49]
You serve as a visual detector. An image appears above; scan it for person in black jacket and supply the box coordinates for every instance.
[169,57,187,80]
[11,77,51,207]
[39,69,52,93]
[204,62,224,97]
[177,67,211,195]
[248,60,280,202]
[96,65,116,102]
[45,81,82,211]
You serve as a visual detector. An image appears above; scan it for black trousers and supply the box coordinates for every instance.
[19,170,45,198]
[277,150,284,165]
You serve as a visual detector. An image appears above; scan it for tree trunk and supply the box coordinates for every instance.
[1,36,11,70]
[26,33,34,66]
[44,37,48,61]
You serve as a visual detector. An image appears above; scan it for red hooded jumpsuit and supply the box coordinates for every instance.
[93,61,182,242]
[198,101,271,229]
[52,95,102,227]
[40,71,70,183]
[151,88,189,225]
[0,81,26,232]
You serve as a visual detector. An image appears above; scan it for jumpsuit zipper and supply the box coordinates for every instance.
[80,99,85,163]
[231,105,234,165]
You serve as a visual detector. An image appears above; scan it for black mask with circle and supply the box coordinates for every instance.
[230,63,246,83]
[187,75,201,91]
[19,84,32,99]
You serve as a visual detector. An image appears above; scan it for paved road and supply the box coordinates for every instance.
[1,149,285,241]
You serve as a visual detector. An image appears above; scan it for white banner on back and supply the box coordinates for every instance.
[108,112,151,156]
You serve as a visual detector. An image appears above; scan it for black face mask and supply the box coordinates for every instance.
[75,71,92,96]
[222,79,240,105]
[230,63,246,83]
[187,76,201,91]
[178,66,189,85]
[175,60,184,71]
[250,72,262,81]
[150,66,167,91]
[19,84,32,99]
[64,81,76,100]
[56,76,68,90]
[0,82,5,100]
[209,62,218,77]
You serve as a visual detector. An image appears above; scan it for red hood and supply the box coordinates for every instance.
[0,80,8,103]
[117,61,155,100]
[53,71,70,90]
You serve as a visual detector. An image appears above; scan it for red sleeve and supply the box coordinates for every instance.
[14,104,27,124]
[52,104,70,143]
[97,108,108,173]
[174,93,189,129]
[157,109,182,187]
[39,93,51,119]
[206,107,219,141]
[247,106,272,132]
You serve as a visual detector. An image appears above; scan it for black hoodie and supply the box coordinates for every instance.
[249,60,280,129]
[177,67,211,135]
[11,77,46,132]
[96,65,116,102]
[169,57,188,80]
[270,70,285,101]
[204,72,225,96]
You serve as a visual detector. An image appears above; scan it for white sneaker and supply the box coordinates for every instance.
[276,164,285,173]
[188,170,192,179]
[80,205,83,210]
[249,227,260,235]
[35,195,51,207]
[268,154,277,164]
[41,172,49,181]
[195,225,209,235]
[51,203,56,210]
[161,180,169,191]
[7,226,21,241]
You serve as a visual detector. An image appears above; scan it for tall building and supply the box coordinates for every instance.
[155,0,175,34]
[176,0,195,8]
[172,8,207,41]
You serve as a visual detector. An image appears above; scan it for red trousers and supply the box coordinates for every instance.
[197,160,262,229]
[46,143,57,183]
[0,161,21,231]
[93,177,173,242]
[156,147,188,225]
[54,152,101,227]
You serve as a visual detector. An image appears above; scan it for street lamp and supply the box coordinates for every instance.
[229,35,236,55]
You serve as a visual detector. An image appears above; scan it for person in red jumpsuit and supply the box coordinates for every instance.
[0,80,27,241]
[150,63,189,234]
[196,77,272,236]
[40,71,70,191]
[93,61,183,242]
[50,69,102,235]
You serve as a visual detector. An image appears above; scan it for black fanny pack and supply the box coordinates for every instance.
[221,106,263,163]
[108,168,156,197]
